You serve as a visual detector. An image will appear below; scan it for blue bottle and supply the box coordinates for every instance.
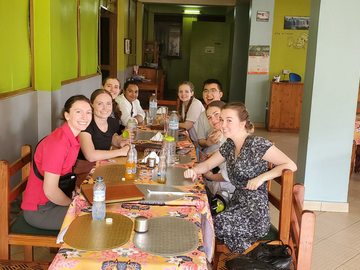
[92,177,106,220]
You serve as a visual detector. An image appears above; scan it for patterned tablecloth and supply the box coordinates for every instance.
[50,199,208,270]
[50,126,214,269]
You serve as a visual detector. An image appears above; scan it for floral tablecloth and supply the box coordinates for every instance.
[50,198,209,270]
[50,127,214,269]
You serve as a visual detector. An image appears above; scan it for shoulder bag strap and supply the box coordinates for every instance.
[32,137,47,181]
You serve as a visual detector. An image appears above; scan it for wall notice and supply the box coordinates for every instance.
[248,45,270,74]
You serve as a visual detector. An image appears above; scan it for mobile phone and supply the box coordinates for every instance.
[177,149,191,155]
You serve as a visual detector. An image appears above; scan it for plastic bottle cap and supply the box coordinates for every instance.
[164,136,175,142]
[96,177,103,181]
[106,218,113,224]
[123,130,130,138]
[122,177,125,181]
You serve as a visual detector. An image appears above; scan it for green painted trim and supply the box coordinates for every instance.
[136,3,143,66]
[118,0,127,70]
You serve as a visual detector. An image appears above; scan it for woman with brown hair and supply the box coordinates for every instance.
[21,95,93,230]
[178,81,204,142]
[185,102,297,253]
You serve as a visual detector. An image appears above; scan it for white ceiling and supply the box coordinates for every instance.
[139,0,237,6]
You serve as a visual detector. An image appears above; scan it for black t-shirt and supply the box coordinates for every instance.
[77,118,120,160]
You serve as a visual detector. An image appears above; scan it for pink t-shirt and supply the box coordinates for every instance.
[21,122,80,211]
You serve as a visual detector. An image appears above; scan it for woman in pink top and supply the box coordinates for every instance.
[21,95,92,230]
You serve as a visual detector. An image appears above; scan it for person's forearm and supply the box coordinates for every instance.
[206,172,226,182]
[198,139,209,147]
[45,187,71,206]
[83,147,129,162]
[255,162,297,183]
[179,121,194,131]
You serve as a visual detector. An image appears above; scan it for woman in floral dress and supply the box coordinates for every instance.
[184,102,297,253]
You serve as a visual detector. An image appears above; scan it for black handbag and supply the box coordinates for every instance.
[247,240,293,270]
[32,137,77,198]
[225,256,277,270]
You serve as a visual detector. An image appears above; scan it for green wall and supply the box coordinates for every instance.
[189,21,231,100]
[269,0,311,82]
[0,0,99,93]
[0,0,31,93]
[143,4,231,93]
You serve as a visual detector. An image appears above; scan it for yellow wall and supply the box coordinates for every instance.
[269,0,311,82]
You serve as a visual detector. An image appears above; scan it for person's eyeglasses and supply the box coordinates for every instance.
[203,89,219,94]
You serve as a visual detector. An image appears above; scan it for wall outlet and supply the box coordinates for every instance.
[283,70,290,75]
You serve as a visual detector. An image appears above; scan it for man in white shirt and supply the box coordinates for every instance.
[197,79,224,153]
[115,81,145,126]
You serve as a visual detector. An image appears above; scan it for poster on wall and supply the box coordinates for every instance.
[248,45,270,74]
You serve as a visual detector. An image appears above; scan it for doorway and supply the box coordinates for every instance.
[100,7,117,81]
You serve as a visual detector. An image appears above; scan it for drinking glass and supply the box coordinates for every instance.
[145,110,153,125]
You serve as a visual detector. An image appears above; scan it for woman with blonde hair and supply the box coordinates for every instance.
[178,81,204,142]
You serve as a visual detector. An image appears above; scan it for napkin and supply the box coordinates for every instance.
[157,107,166,114]
[141,151,160,164]
[150,132,163,142]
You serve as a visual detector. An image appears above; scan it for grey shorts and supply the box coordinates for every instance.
[23,201,69,230]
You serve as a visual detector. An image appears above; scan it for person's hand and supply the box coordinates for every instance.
[118,144,130,156]
[207,129,222,146]
[184,168,197,181]
[246,176,265,190]
[120,140,130,148]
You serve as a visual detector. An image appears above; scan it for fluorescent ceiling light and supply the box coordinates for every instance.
[183,10,201,14]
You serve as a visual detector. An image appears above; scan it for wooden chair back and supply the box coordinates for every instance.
[0,145,60,261]
[157,99,180,112]
[289,184,315,270]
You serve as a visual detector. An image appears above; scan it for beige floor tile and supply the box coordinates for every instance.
[34,247,56,262]
[344,253,360,269]
[330,229,360,251]
[335,265,358,270]
[313,239,359,264]
[311,253,343,270]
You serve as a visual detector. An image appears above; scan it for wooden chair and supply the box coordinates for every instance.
[0,145,61,261]
[288,184,315,270]
[213,169,294,268]
[157,99,180,111]
[215,183,315,270]
[0,260,50,269]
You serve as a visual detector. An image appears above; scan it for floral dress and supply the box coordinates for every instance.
[215,135,273,253]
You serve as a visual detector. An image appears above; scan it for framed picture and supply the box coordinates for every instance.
[284,16,310,30]
[256,11,269,22]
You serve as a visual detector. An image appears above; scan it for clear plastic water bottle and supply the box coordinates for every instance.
[127,117,137,140]
[149,94,157,122]
[92,177,106,220]
[164,136,176,165]
[169,111,179,142]
[132,144,137,175]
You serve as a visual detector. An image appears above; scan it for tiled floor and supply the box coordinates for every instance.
[10,128,360,269]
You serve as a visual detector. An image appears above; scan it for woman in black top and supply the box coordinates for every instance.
[78,89,130,162]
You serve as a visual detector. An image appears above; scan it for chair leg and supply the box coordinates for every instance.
[24,246,34,261]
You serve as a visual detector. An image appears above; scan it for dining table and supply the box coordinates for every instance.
[48,122,214,270]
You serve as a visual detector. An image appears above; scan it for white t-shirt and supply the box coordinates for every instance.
[181,98,205,142]
[205,135,235,196]
[197,111,220,154]
[115,94,145,126]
